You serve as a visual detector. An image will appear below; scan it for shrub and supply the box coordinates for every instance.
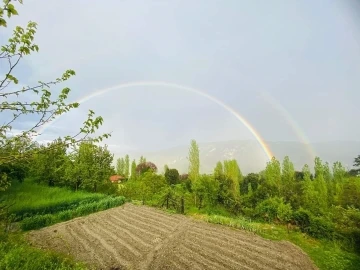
[307,216,335,239]
[292,208,312,231]
[21,214,56,231]
[277,200,293,223]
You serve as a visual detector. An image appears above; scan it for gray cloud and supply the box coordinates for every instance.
[3,0,360,153]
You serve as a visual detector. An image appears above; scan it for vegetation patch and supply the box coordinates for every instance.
[20,196,126,231]
[2,181,106,221]
[0,233,87,270]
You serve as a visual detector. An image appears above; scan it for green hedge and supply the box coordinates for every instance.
[21,196,126,231]
[13,196,106,221]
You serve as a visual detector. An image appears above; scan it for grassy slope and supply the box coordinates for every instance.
[0,181,120,270]
[2,181,105,219]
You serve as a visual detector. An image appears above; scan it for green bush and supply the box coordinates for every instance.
[20,196,126,231]
[277,200,293,223]
[308,217,336,239]
[21,214,56,231]
[255,197,281,222]
[255,197,292,223]
[292,208,312,231]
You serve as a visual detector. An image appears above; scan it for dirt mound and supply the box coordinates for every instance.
[27,203,317,270]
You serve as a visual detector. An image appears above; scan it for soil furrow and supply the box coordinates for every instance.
[65,224,108,268]
[188,230,278,270]
[88,217,143,258]
[98,214,153,250]
[171,252,204,270]
[183,238,254,270]
[180,242,230,270]
[191,220,287,253]
[108,213,162,240]
[176,244,221,270]
[79,221,132,269]
[121,207,178,231]
[125,204,182,224]
[189,228,291,268]
[124,204,184,225]
[138,219,190,269]
[114,208,172,235]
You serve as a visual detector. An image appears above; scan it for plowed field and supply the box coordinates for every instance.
[27,203,317,270]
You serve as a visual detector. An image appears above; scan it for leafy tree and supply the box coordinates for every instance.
[136,161,157,175]
[65,141,114,192]
[354,155,360,168]
[192,174,219,209]
[332,161,347,203]
[179,173,191,191]
[217,174,236,207]
[139,156,146,164]
[0,1,109,191]
[165,168,180,186]
[188,139,200,182]
[339,177,360,209]
[213,161,223,179]
[223,159,242,199]
[116,157,125,176]
[352,155,360,175]
[313,157,328,212]
[163,164,169,174]
[323,162,332,183]
[241,173,259,194]
[30,138,67,186]
[137,171,166,204]
[124,154,130,178]
[281,156,295,202]
[130,159,137,180]
[264,157,281,196]
[301,164,317,212]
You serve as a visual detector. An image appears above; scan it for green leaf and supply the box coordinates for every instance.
[0,18,7,27]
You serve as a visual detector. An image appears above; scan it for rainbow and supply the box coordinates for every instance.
[258,91,316,161]
[37,81,274,160]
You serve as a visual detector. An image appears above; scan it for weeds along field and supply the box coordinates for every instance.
[2,181,107,221]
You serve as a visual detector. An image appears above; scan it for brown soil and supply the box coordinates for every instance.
[27,203,317,270]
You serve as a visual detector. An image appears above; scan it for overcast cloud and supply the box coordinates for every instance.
[3,0,360,153]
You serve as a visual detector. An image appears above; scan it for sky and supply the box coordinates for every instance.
[2,0,360,154]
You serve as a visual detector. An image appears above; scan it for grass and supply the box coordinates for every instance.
[20,196,126,231]
[0,233,88,270]
[0,180,127,269]
[191,213,360,270]
[1,180,106,221]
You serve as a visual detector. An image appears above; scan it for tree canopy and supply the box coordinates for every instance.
[0,0,109,191]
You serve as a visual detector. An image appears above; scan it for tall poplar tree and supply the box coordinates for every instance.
[124,154,130,178]
[188,139,200,182]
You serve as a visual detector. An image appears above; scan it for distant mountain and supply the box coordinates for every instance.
[112,140,360,174]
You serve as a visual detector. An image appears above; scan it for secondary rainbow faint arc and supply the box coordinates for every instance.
[258,91,317,161]
[37,81,274,160]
